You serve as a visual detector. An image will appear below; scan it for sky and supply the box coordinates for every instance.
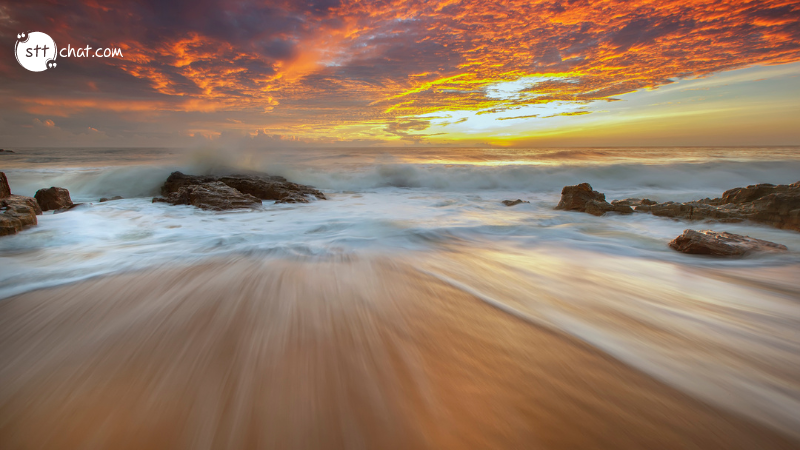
[1,0,799,148]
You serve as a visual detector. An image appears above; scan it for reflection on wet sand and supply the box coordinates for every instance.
[1,256,796,450]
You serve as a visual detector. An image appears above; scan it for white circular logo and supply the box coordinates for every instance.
[15,31,58,72]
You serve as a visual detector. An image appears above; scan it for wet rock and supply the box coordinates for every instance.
[555,183,605,211]
[0,149,15,154]
[153,182,262,211]
[721,183,789,204]
[555,183,632,216]
[1,172,41,236]
[160,171,326,205]
[218,176,326,204]
[1,196,41,236]
[669,229,788,257]
[502,199,529,207]
[53,203,84,214]
[641,182,800,230]
[561,181,800,231]
[612,198,656,208]
[0,172,10,199]
[99,196,123,202]
[35,187,74,211]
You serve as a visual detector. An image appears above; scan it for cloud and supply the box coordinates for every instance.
[0,0,798,146]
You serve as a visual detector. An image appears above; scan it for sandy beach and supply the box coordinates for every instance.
[1,256,796,450]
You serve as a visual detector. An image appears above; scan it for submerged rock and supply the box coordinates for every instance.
[53,203,84,214]
[669,229,788,257]
[502,199,529,207]
[558,181,800,231]
[0,149,15,154]
[611,198,657,208]
[153,182,262,211]
[158,171,326,207]
[99,196,123,202]
[1,172,41,236]
[35,187,74,211]
[554,183,633,216]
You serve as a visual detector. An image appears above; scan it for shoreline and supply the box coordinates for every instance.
[1,256,797,449]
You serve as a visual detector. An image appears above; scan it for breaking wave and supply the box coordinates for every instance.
[5,160,800,204]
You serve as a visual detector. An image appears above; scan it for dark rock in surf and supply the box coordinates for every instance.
[53,203,84,214]
[0,173,10,199]
[554,183,633,216]
[157,171,326,208]
[1,172,42,236]
[99,196,123,202]
[502,199,529,207]
[632,181,800,231]
[555,183,604,211]
[153,182,262,211]
[35,187,74,212]
[0,196,41,236]
[669,229,787,257]
[0,149,15,154]
[557,181,800,231]
[611,198,656,208]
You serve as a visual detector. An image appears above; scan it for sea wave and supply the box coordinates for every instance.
[264,159,800,201]
[5,159,800,202]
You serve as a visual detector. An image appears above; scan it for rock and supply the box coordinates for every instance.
[0,149,15,154]
[35,187,74,211]
[502,199,529,207]
[555,183,605,211]
[153,182,262,211]
[561,181,800,232]
[721,183,789,204]
[0,172,10,199]
[218,176,325,204]
[53,203,84,214]
[1,196,41,236]
[99,196,123,202]
[159,171,326,205]
[612,198,656,207]
[1,172,41,236]
[555,183,632,216]
[643,182,800,230]
[669,229,788,257]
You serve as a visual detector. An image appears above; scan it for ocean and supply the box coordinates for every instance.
[1,146,800,441]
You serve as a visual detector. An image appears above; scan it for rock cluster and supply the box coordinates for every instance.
[502,199,529,207]
[153,171,326,210]
[631,182,800,231]
[554,183,633,216]
[669,229,788,257]
[35,187,74,211]
[556,181,800,231]
[1,172,42,236]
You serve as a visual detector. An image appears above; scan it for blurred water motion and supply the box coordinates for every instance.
[1,253,799,449]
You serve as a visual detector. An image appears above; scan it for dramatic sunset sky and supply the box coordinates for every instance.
[1,0,799,147]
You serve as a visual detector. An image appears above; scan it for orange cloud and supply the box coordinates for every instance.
[1,0,798,144]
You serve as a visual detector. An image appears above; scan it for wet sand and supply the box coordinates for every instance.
[0,256,796,450]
